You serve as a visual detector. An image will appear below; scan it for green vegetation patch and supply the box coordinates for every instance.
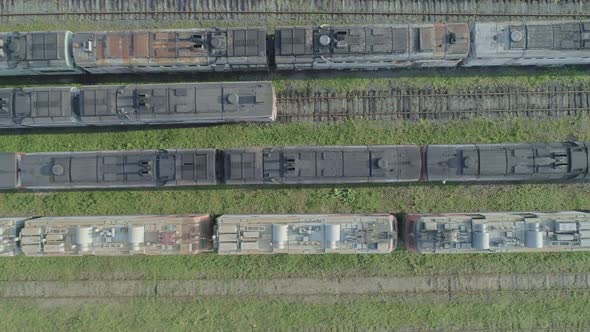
[1,297,589,331]
[2,116,590,152]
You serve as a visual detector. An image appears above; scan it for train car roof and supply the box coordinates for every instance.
[0,153,17,189]
[0,31,74,70]
[411,211,590,254]
[216,214,396,254]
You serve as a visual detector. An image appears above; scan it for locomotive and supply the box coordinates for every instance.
[0,82,276,128]
[2,20,590,76]
[2,211,590,256]
[0,142,586,190]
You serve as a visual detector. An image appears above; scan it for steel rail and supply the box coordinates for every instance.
[1,10,590,18]
[276,89,590,101]
[1,287,589,299]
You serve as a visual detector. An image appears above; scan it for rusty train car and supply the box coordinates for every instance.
[2,21,590,75]
[0,142,587,190]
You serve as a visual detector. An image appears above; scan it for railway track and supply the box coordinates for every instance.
[3,272,590,298]
[276,85,590,122]
[0,0,589,22]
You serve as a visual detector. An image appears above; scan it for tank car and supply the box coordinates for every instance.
[223,145,422,185]
[216,214,396,254]
[423,142,589,183]
[0,217,29,256]
[0,82,275,128]
[274,23,470,70]
[464,20,590,67]
[0,87,79,128]
[0,149,218,190]
[0,31,82,76]
[405,211,590,254]
[72,28,268,73]
[18,215,212,256]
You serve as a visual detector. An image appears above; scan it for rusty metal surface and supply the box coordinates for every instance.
[72,28,267,73]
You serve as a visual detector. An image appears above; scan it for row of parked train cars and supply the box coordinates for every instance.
[0,141,588,190]
[2,20,590,75]
[2,211,590,256]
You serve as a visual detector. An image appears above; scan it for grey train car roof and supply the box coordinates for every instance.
[14,149,218,190]
[0,82,275,128]
[0,87,78,128]
[223,145,422,184]
[72,28,268,73]
[274,23,470,70]
[465,21,590,66]
[0,217,29,256]
[216,214,396,254]
[19,214,213,256]
[0,142,588,190]
[409,211,590,254]
[424,142,589,182]
[0,153,17,189]
[78,81,275,125]
[0,31,80,75]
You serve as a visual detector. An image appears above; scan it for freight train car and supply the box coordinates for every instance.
[404,211,590,254]
[0,214,395,256]
[0,149,218,190]
[18,215,213,256]
[422,142,589,183]
[71,28,268,73]
[222,145,422,185]
[0,81,275,128]
[215,214,396,254]
[464,21,590,67]
[4,20,590,76]
[0,142,587,190]
[274,23,471,70]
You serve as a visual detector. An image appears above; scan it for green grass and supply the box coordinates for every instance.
[1,297,589,331]
[2,116,590,328]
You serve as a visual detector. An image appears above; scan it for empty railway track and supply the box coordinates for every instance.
[3,272,590,298]
[276,85,590,122]
[1,0,590,22]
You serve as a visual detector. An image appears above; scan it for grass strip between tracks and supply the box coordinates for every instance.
[1,296,589,331]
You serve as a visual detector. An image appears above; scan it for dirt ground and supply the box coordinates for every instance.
[2,272,589,299]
